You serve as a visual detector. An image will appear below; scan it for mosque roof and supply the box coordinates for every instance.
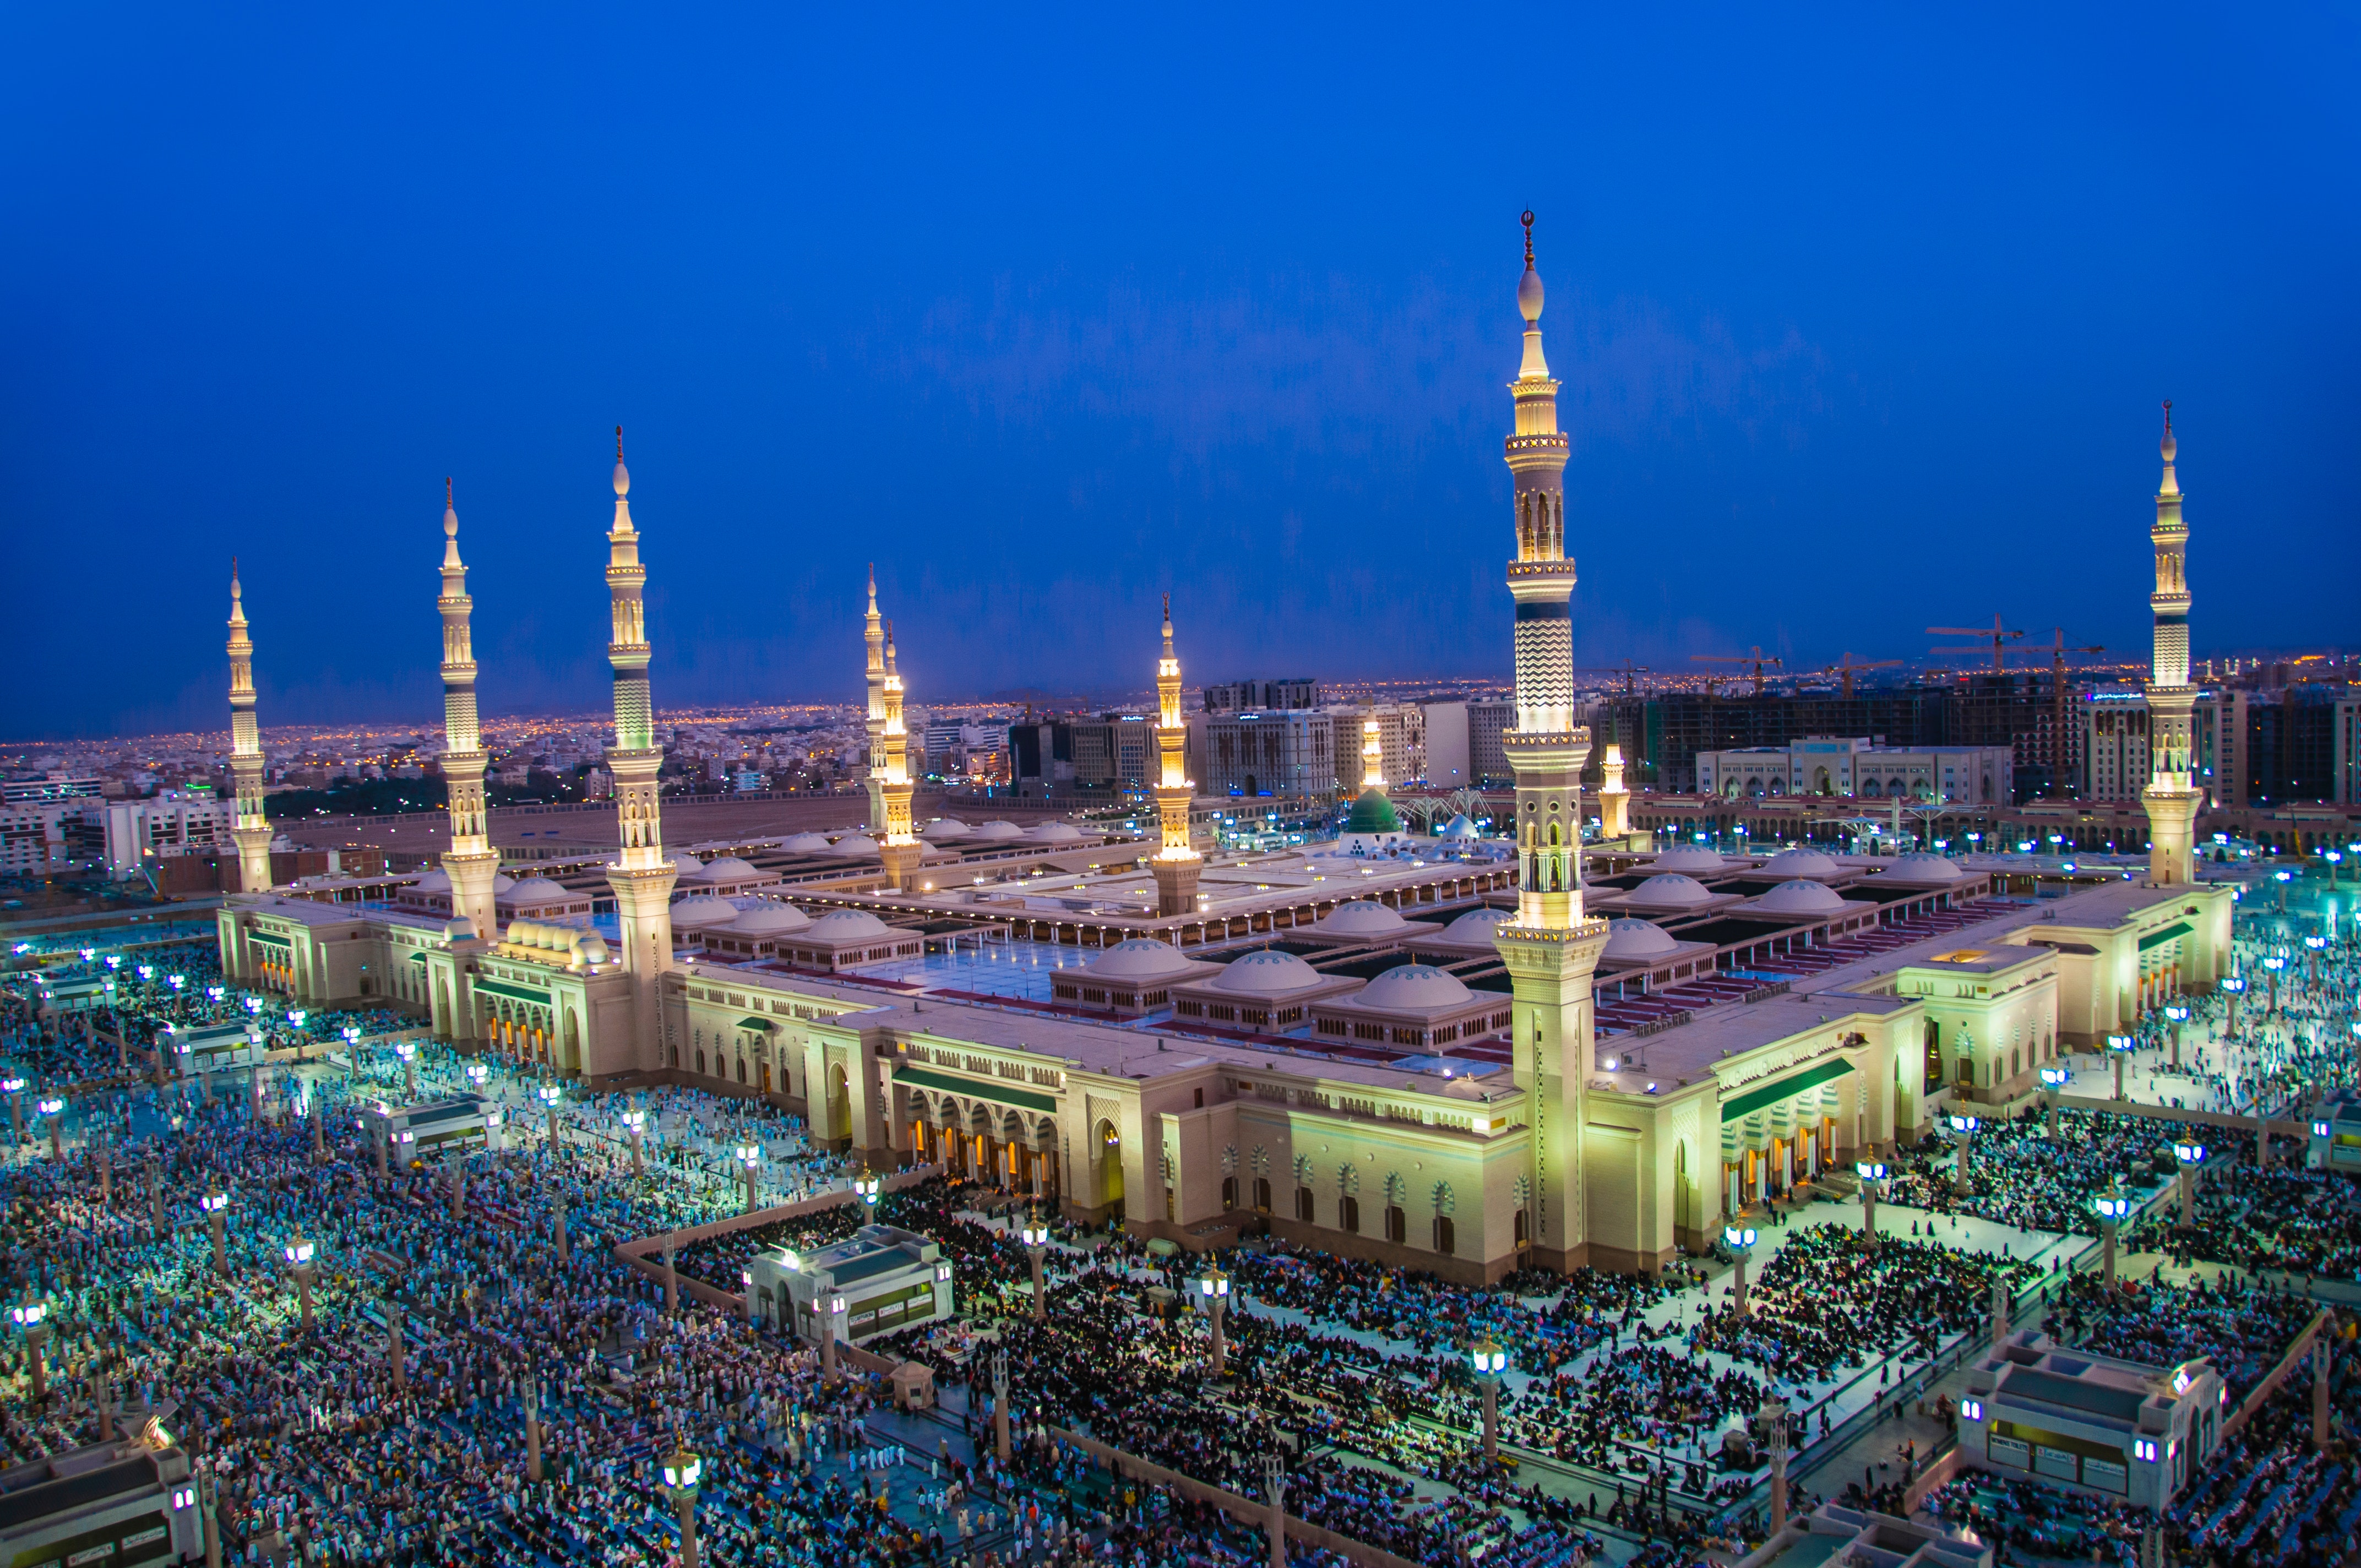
[670,895,742,929]
[1317,900,1411,937]
[1649,847,1728,875]
[701,856,762,881]
[1342,788,1402,836]
[1884,852,1966,884]
[1753,879,1849,915]
[726,903,812,935]
[1210,949,1326,995]
[1027,822,1084,842]
[1760,848,1841,880]
[1629,873,1714,909]
[1443,906,1509,940]
[970,821,1025,840]
[1602,918,1680,960]
[809,909,891,939]
[829,834,882,857]
[780,832,836,853]
[1084,939,1194,980]
[1351,963,1472,1014]
[505,878,570,902]
[921,819,971,840]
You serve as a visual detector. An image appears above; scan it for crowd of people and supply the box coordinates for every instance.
[2049,1271,2318,1400]
[1883,1109,2170,1235]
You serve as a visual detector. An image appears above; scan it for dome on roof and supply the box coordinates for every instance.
[727,902,811,935]
[507,878,569,902]
[1342,788,1402,837]
[1084,938,1193,980]
[828,834,881,857]
[410,868,451,894]
[1602,918,1679,961]
[1444,906,1510,940]
[1754,879,1847,915]
[809,908,890,939]
[1318,900,1410,937]
[490,872,516,894]
[922,818,971,841]
[701,856,761,882]
[1027,821,1083,842]
[1629,873,1713,909]
[971,820,1024,841]
[670,895,742,929]
[1761,848,1840,879]
[780,832,836,853]
[1435,813,1481,839]
[1212,949,1325,995]
[1650,847,1727,875]
[1885,852,1966,884]
[1354,963,1472,1013]
[673,858,715,881]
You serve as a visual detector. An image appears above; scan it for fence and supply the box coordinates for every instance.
[2223,1310,2331,1437]
[610,1163,944,1308]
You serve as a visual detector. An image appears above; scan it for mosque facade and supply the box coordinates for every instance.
[207,226,2232,1282]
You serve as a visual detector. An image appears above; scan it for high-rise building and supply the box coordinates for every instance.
[1202,678,1318,714]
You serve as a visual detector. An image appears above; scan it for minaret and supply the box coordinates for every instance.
[1489,213,1612,1274]
[877,618,923,890]
[1150,594,1202,916]
[1597,743,1631,840]
[225,561,275,895]
[601,429,676,1057]
[436,480,500,941]
[2142,402,2200,888]
[863,567,888,834]
[1360,712,1386,792]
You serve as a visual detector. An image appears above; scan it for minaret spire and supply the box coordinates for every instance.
[436,478,500,943]
[2141,400,2200,887]
[1490,210,1611,1277]
[1149,593,1201,916]
[225,559,275,895]
[875,612,922,890]
[601,429,676,1057]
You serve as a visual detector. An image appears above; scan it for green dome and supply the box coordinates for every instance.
[1343,788,1401,836]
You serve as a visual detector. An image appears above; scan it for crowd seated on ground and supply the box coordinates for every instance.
[2126,1163,2361,1284]
[1884,1108,2169,1235]
[2050,1271,2318,1398]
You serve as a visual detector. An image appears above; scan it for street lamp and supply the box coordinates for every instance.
[2092,1187,2132,1284]
[283,1234,317,1331]
[1760,1395,1793,1533]
[35,1097,63,1162]
[1947,1113,1982,1194]
[621,1108,646,1175]
[1198,1265,1231,1379]
[1469,1337,1507,1461]
[394,1040,418,1101]
[989,1349,1012,1463]
[853,1174,881,1212]
[1,1076,23,1145]
[735,1144,761,1213]
[660,1441,704,1568]
[2040,1065,2069,1139]
[2163,1005,2190,1068]
[465,1062,487,1092]
[2221,975,2247,1037]
[1723,1224,1759,1317]
[200,1190,230,1275]
[1854,1159,1887,1238]
[2107,1033,2137,1100]
[2306,934,2329,987]
[2264,955,2286,1016]
[537,1083,563,1152]
[1020,1213,1051,1322]
[2174,1140,2206,1228]
[10,1297,50,1402]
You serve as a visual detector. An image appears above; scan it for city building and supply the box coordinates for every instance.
[1693,738,2015,803]
[1957,1330,2222,1508]
[1203,677,1318,714]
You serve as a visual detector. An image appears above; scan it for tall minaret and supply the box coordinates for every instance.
[225,562,275,895]
[436,480,499,941]
[1489,213,1612,1274]
[1150,594,1202,916]
[1359,711,1386,792]
[1597,743,1631,840]
[863,567,888,834]
[877,618,922,890]
[2142,402,2200,888]
[602,429,676,1058]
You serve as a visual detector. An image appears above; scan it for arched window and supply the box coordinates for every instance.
[1384,1206,1406,1244]
[1339,1195,1361,1234]
[1220,1175,1238,1210]
[1514,1208,1530,1247]
[1253,1177,1271,1213]
[1433,1215,1455,1255]
[1294,1186,1314,1223]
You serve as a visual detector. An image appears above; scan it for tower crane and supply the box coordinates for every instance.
[1822,653,1901,699]
[1927,616,2026,673]
[1691,647,1782,696]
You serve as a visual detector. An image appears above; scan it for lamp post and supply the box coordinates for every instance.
[821,1293,845,1385]
[394,1041,417,1101]
[2221,975,2246,1038]
[2,1075,23,1145]
[2108,1033,2136,1100]
[2265,955,2286,1015]
[1198,1265,1231,1379]
[10,1297,48,1402]
[537,1083,563,1154]
[662,1231,677,1314]
[1948,1113,1981,1194]
[660,1440,703,1568]
[2164,1005,2190,1069]
[1724,1224,1758,1317]
[1020,1213,1051,1322]
[386,1292,407,1392]
[2095,1187,2132,1283]
[2174,1140,2206,1228]
[1260,1453,1287,1568]
[988,1348,1014,1463]
[283,1234,317,1332]
[854,1174,881,1215]
[1761,1395,1792,1533]
[622,1109,646,1177]
[1854,1159,1886,1238]
[2039,1065,2069,1139]
[736,1144,761,1214]
[464,1061,487,1097]
[37,1097,63,1162]
[200,1189,229,1276]
[523,1371,543,1482]
[2306,934,2329,989]
[1470,1336,1506,1461]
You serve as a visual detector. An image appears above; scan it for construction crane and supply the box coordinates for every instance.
[2004,630,2104,797]
[1611,658,1649,696]
[1691,647,1782,696]
[1822,653,1901,699]
[1927,616,2026,673]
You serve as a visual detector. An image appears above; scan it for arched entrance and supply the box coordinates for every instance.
[1096,1119,1123,1209]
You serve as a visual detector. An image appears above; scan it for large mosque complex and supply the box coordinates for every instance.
[208,225,2230,1282]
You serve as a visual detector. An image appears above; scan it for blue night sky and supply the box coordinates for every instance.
[4,8,2354,738]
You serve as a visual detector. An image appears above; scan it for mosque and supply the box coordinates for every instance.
[209,226,2230,1281]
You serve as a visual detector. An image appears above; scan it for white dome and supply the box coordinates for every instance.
[1444,907,1510,940]
[829,834,881,857]
[1754,879,1847,915]
[1602,918,1679,961]
[1027,821,1082,842]
[780,832,836,853]
[809,908,890,939]
[1355,963,1473,1013]
[727,903,812,935]
[411,868,451,894]
[971,820,1025,841]
[1650,848,1727,875]
[673,858,715,881]
[507,877,570,902]
[1885,852,1965,884]
[701,856,761,882]
[1630,873,1713,909]
[1317,900,1410,937]
[1761,848,1840,880]
[1084,938,1194,980]
[670,895,742,929]
[1435,813,1481,839]
[1212,949,1325,995]
[922,818,971,841]
[490,872,516,894]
